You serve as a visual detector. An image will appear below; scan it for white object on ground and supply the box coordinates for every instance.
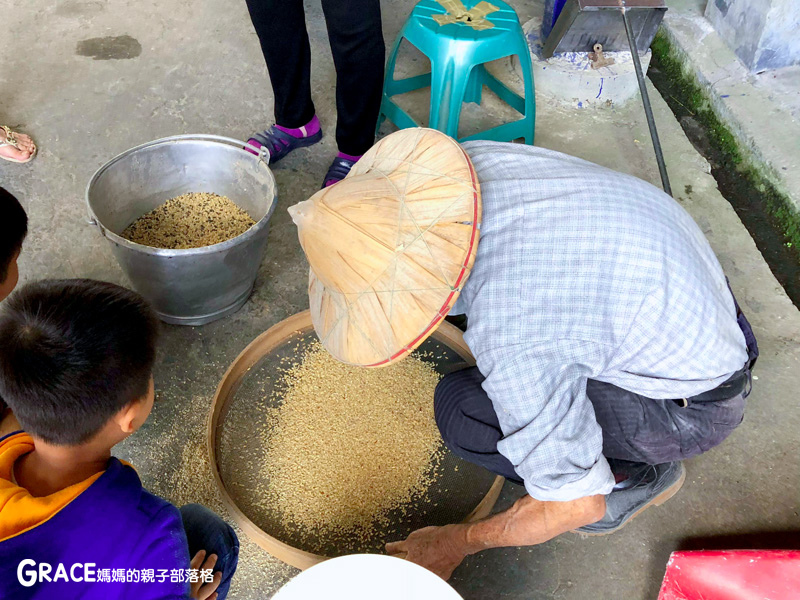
[272,554,464,600]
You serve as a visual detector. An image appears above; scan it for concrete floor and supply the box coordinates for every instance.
[2,0,799,598]
[663,0,800,211]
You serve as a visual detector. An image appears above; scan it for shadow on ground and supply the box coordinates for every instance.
[678,530,800,551]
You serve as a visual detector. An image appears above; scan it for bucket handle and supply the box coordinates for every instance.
[155,134,271,164]
[88,215,104,235]
[85,134,271,237]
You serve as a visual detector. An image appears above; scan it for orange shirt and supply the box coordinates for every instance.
[0,431,102,542]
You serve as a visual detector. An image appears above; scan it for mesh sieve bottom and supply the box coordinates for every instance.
[214,330,498,558]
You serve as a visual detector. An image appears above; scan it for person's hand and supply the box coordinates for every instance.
[386,494,606,582]
[189,550,222,600]
[385,524,468,581]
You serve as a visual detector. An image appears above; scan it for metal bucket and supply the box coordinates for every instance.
[86,135,277,326]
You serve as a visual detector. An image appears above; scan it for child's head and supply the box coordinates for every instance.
[0,186,28,302]
[0,279,160,447]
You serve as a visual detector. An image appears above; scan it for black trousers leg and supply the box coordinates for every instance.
[434,367,746,482]
[245,0,316,128]
[320,0,385,155]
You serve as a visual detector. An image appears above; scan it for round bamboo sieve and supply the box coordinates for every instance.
[207,310,504,570]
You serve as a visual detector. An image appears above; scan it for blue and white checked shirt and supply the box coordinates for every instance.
[452,141,748,502]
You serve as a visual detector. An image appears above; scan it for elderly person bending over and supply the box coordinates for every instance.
[288,129,758,580]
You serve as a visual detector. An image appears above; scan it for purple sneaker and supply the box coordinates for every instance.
[322,155,360,188]
[246,125,322,164]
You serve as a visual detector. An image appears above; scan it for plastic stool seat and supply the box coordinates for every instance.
[379,0,535,144]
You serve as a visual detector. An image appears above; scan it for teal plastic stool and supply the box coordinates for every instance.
[378,0,535,143]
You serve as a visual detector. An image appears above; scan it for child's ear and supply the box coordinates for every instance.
[114,380,155,435]
[0,252,20,302]
[115,401,140,434]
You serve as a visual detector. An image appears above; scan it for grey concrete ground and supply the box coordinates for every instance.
[1,0,799,598]
[663,0,800,212]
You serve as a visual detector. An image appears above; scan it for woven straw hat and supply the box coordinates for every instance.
[288,128,481,367]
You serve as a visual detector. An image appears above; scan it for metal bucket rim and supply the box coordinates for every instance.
[85,134,278,257]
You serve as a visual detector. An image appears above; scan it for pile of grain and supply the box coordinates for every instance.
[259,342,444,545]
[120,387,296,597]
[121,192,255,249]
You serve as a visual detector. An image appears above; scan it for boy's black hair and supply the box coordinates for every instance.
[0,279,160,445]
[0,186,28,282]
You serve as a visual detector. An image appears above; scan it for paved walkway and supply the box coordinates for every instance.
[1,0,798,597]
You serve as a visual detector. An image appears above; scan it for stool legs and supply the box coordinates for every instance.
[515,37,536,144]
[382,32,406,99]
[464,66,484,105]
[378,29,536,144]
[429,55,474,138]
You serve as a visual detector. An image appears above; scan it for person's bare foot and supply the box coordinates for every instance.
[0,126,36,163]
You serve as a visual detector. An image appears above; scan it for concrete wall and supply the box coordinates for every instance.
[705,0,800,72]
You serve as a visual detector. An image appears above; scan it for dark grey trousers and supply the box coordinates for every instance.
[434,367,748,485]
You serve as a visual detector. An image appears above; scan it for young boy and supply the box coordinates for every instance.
[0,185,27,303]
[0,279,238,599]
[0,185,29,425]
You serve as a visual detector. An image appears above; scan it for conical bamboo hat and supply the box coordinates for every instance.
[288,128,481,367]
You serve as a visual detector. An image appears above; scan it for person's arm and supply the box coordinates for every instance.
[387,493,606,579]
[129,504,223,600]
[480,341,615,500]
[387,342,616,578]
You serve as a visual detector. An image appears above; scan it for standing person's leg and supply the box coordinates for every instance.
[245,0,314,128]
[319,0,385,185]
[180,504,239,600]
[244,0,322,161]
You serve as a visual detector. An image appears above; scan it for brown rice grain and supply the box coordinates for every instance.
[259,342,444,547]
[121,192,255,249]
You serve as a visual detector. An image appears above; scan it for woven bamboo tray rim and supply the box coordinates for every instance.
[207,310,504,570]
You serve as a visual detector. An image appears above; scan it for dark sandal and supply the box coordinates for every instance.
[322,157,358,188]
[246,125,322,164]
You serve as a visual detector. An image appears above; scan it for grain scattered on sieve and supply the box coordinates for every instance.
[257,341,445,549]
[121,192,255,249]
